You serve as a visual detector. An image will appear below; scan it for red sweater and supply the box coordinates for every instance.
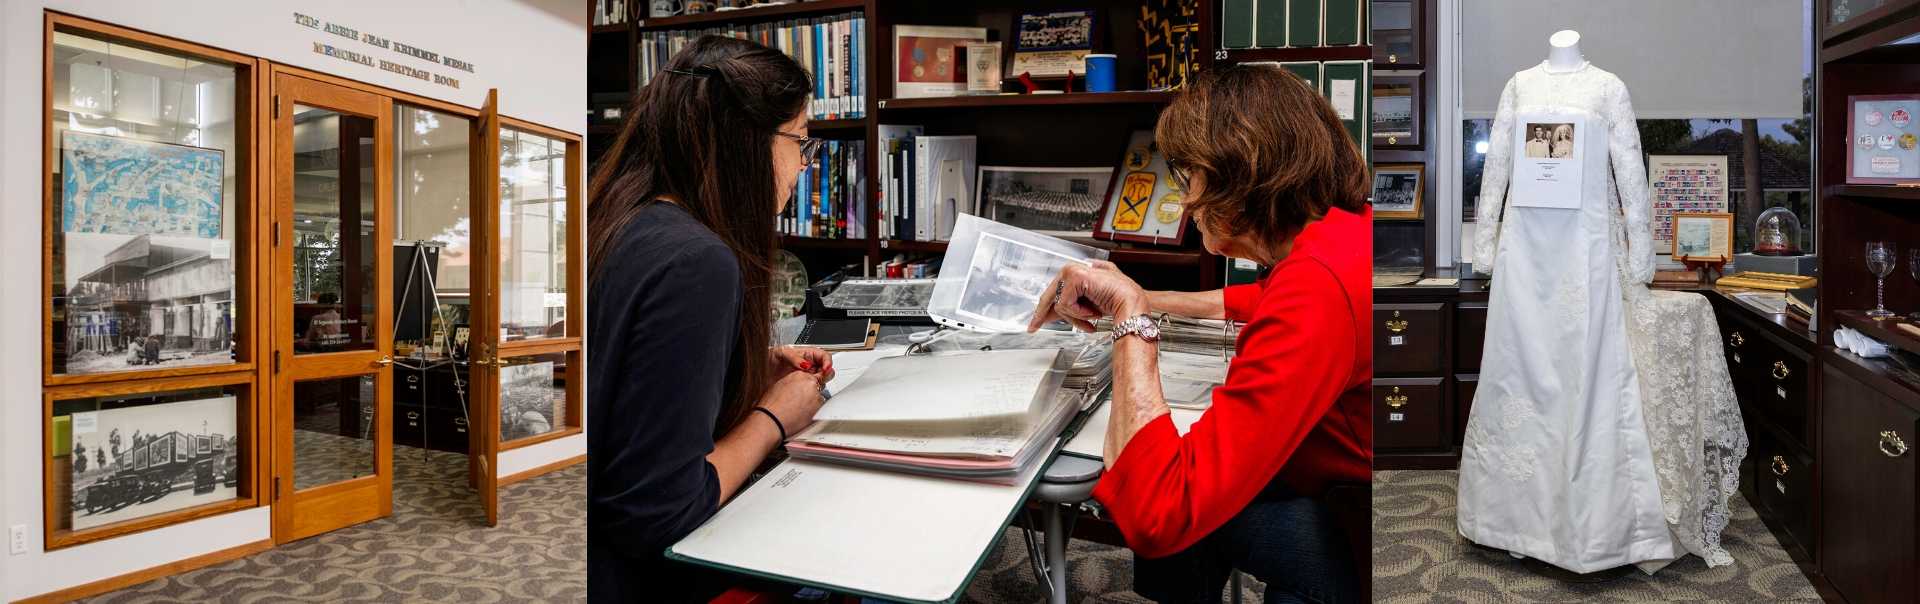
[1091,206,1374,558]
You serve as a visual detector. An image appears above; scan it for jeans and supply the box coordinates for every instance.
[1131,482,1358,604]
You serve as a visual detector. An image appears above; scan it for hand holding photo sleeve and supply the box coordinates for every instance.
[1027,260,1148,332]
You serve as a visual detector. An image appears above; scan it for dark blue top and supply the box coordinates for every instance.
[587,202,744,602]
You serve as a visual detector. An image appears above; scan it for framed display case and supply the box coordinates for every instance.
[41,13,267,550]
[1372,0,1422,67]
[1845,93,1920,184]
[1373,74,1423,149]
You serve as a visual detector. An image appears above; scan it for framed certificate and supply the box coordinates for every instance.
[1671,212,1734,263]
[1846,93,1920,184]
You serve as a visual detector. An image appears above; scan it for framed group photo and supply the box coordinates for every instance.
[1372,74,1422,150]
[1371,164,1425,220]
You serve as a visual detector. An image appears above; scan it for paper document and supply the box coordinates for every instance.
[668,458,1045,602]
[1062,398,1206,459]
[1161,377,1217,409]
[813,348,1068,422]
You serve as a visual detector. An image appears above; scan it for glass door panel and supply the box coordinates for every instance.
[290,375,377,490]
[498,128,569,343]
[291,106,378,355]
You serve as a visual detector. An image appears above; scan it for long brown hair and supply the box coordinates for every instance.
[586,35,812,435]
[1155,65,1370,244]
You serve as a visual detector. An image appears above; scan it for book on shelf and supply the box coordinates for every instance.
[874,127,976,243]
[639,12,865,121]
[780,138,866,239]
[593,0,630,26]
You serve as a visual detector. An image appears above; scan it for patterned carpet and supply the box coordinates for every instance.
[81,448,1257,603]
[1372,470,1820,602]
[84,447,585,603]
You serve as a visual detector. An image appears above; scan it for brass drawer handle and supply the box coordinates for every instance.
[1385,386,1408,408]
[1385,310,1408,333]
[1772,361,1790,380]
[1771,455,1789,476]
[1882,431,1910,458]
[1729,332,1744,347]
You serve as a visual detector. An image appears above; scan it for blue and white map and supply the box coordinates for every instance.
[62,130,223,238]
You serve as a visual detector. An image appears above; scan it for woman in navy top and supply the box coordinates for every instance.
[585,35,832,602]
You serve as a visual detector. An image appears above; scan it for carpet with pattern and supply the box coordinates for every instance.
[1372,469,1820,602]
[86,448,1260,603]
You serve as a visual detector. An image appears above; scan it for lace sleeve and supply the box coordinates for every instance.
[1473,76,1520,276]
[1606,78,1655,284]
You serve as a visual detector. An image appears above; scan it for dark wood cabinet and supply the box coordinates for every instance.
[1375,303,1446,375]
[1454,302,1487,372]
[1819,354,1919,604]
[1374,377,1447,451]
[1752,423,1818,562]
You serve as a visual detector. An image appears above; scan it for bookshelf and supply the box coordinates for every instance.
[587,0,1372,293]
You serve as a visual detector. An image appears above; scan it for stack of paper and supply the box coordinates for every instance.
[790,346,1093,482]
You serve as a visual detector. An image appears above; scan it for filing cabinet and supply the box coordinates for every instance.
[1374,378,1447,451]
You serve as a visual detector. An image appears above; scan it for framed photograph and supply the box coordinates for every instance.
[1846,93,1920,184]
[1371,0,1422,66]
[977,166,1113,238]
[63,395,240,531]
[1012,10,1096,78]
[1672,212,1735,262]
[1094,130,1192,246]
[1371,164,1425,220]
[1647,155,1730,258]
[500,361,561,441]
[893,25,989,99]
[451,324,471,360]
[1372,74,1422,149]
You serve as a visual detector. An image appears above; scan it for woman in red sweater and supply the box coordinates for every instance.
[1031,65,1372,603]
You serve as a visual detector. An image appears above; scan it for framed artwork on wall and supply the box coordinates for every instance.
[1846,93,1920,185]
[1372,164,1425,220]
[1094,130,1191,245]
[1372,74,1422,150]
[1672,212,1735,262]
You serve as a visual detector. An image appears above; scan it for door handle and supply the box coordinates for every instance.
[373,355,394,367]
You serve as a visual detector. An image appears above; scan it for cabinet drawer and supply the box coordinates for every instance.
[1453,375,1479,448]
[1375,303,1445,375]
[1455,303,1488,373]
[1820,361,1918,604]
[1374,378,1447,451]
[1751,428,1815,563]
[1757,352,1810,445]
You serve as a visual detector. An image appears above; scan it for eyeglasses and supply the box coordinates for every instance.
[1167,161,1191,192]
[776,131,825,163]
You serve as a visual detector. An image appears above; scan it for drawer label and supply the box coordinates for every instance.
[1776,479,1786,495]
[1777,386,1787,399]
[1390,335,1405,346]
[1389,412,1404,422]
[1732,353,1742,364]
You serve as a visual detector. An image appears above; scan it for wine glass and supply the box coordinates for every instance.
[1866,241,1898,319]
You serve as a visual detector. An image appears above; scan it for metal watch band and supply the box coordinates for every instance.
[1111,313,1161,343]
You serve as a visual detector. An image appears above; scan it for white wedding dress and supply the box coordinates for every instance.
[1460,60,1746,573]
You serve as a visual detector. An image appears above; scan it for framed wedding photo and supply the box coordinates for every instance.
[1671,212,1735,262]
[1371,164,1425,220]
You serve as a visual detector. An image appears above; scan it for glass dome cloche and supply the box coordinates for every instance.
[1751,206,1803,256]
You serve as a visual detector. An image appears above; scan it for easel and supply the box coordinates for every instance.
[391,240,471,461]
[1681,256,1729,286]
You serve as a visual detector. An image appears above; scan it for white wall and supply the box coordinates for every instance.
[1,2,585,600]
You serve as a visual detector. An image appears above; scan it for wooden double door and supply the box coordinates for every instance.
[267,68,512,542]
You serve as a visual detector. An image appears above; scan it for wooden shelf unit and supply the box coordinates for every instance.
[638,0,865,31]
[876,91,1177,111]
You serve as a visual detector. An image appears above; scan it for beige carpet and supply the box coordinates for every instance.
[1372,470,1820,602]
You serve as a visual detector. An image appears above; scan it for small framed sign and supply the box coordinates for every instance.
[1671,212,1735,263]
[1847,93,1920,184]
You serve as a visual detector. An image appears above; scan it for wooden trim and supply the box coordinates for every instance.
[45,370,252,400]
[41,12,54,391]
[497,453,586,486]
[497,337,582,357]
[474,89,504,527]
[250,58,274,510]
[46,363,258,388]
[563,138,585,431]
[500,426,583,452]
[44,498,255,552]
[13,538,273,604]
[46,12,255,65]
[500,116,583,142]
[270,62,479,118]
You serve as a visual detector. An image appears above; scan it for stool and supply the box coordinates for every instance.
[1032,455,1104,604]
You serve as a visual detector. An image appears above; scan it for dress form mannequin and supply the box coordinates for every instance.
[1547,30,1584,72]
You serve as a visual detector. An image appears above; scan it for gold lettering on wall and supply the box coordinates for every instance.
[292,12,476,90]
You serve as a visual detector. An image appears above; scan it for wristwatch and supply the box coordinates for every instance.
[1110,314,1162,344]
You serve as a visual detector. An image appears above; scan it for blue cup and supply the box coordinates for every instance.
[1085,54,1117,92]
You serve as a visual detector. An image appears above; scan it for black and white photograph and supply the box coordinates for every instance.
[500,361,563,441]
[821,279,937,311]
[1372,75,1421,148]
[1015,10,1094,51]
[61,232,235,375]
[66,395,239,530]
[956,232,1085,331]
[977,166,1112,237]
[1524,122,1576,159]
[1372,164,1425,220]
